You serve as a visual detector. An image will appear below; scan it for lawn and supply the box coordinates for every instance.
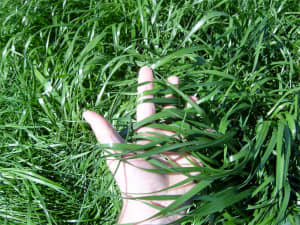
[0,0,299,224]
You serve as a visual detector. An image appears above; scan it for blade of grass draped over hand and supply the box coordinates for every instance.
[183,187,254,217]
[140,180,213,224]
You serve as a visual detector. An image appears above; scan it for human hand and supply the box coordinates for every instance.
[83,66,201,224]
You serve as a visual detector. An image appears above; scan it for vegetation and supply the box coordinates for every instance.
[0,0,299,224]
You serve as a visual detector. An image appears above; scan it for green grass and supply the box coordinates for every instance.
[0,0,299,224]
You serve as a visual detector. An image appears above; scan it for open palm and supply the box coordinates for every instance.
[83,66,201,224]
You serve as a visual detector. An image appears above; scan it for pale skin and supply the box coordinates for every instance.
[83,66,201,224]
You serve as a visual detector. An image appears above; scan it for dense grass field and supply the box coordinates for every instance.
[0,0,299,224]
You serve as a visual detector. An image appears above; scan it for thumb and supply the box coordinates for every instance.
[83,110,124,144]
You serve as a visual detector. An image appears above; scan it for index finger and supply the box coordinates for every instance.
[136,66,156,123]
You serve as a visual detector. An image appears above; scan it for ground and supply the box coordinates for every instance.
[0,0,299,224]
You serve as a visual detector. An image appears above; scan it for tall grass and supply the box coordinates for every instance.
[0,0,299,224]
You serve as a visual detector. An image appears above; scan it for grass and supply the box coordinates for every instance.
[0,0,299,224]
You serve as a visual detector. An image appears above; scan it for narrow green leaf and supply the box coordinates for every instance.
[254,121,271,158]
[276,121,285,192]
[182,11,228,45]
[0,168,68,196]
[143,180,213,223]
[276,182,291,223]
[191,188,253,216]
[76,33,106,63]
[151,47,203,69]
[199,70,235,80]
[252,29,264,72]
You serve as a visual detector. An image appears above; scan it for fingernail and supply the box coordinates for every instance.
[139,66,151,73]
[167,76,179,85]
[83,111,90,122]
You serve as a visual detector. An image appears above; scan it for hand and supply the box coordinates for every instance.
[83,66,201,224]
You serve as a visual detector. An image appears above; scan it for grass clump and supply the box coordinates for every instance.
[0,0,299,224]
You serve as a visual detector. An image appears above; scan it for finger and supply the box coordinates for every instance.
[137,127,176,137]
[185,95,198,108]
[135,126,176,145]
[151,152,202,186]
[162,152,203,168]
[164,76,179,109]
[137,66,156,123]
[154,152,203,178]
[83,110,126,172]
[83,110,124,145]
